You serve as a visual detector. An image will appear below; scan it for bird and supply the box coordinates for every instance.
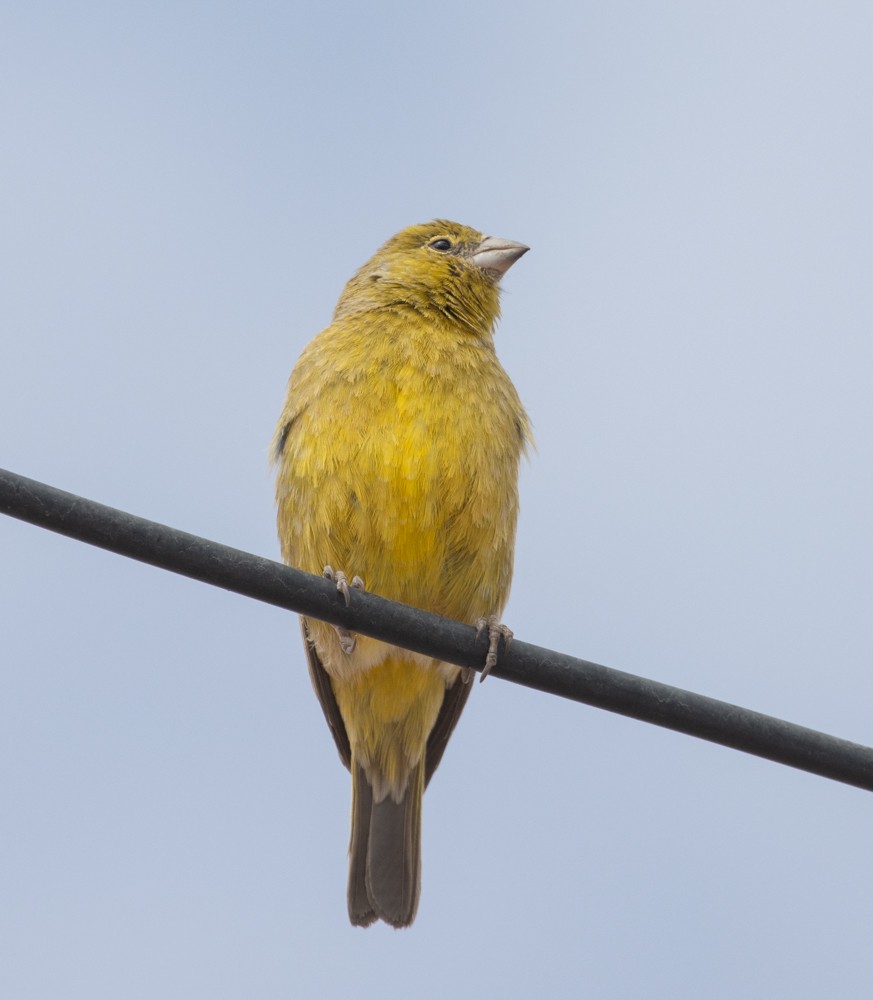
[272,220,530,927]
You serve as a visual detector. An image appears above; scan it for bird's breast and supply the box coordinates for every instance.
[276,322,527,624]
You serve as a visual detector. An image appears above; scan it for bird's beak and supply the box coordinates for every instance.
[470,236,529,279]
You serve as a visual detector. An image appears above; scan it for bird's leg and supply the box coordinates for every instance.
[475,615,513,682]
[323,565,365,654]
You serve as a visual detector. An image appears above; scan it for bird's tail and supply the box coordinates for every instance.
[348,757,424,928]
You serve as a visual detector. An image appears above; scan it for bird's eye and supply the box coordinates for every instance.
[429,238,453,253]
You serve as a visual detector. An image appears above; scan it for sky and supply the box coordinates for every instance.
[2,2,872,997]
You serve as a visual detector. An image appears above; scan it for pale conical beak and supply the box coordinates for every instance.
[470,236,529,279]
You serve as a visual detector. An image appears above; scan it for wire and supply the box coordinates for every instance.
[2,465,872,792]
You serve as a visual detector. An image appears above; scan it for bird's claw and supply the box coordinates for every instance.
[323,566,366,655]
[323,565,365,606]
[475,615,513,682]
[337,630,357,655]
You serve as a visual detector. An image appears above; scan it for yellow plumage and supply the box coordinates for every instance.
[273,220,530,927]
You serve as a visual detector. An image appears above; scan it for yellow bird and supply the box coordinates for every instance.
[272,220,530,927]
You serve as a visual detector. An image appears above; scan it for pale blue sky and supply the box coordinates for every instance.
[2,4,872,998]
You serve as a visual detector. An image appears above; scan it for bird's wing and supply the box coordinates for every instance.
[424,671,473,787]
[301,619,352,770]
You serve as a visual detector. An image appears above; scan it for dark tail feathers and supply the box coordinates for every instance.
[348,759,423,928]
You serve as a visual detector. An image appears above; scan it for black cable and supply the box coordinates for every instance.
[2,466,872,792]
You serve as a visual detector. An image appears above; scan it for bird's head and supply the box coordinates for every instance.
[333,220,528,335]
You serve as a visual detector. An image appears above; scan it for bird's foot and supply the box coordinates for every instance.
[475,615,513,682]
[323,565,365,606]
[323,565,365,654]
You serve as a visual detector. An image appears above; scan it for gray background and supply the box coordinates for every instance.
[3,3,872,997]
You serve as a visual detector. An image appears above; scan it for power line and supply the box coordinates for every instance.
[2,465,872,793]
